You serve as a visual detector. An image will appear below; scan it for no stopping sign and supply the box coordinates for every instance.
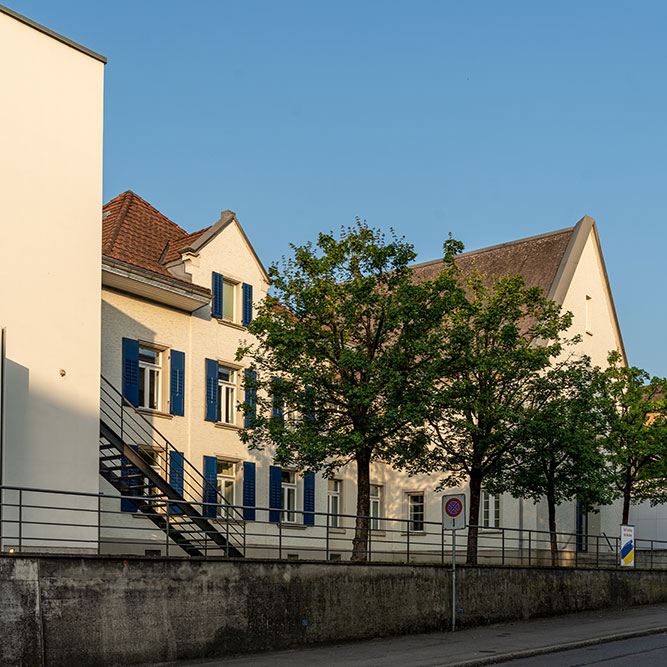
[442,493,466,530]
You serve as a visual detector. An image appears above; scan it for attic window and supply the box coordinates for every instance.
[585,295,592,335]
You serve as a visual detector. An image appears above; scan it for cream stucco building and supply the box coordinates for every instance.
[97,193,632,560]
[1,4,658,562]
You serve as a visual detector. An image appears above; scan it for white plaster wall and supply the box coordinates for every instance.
[101,219,331,552]
[560,230,622,368]
[0,13,104,499]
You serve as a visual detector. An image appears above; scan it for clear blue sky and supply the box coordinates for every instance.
[10,1,667,376]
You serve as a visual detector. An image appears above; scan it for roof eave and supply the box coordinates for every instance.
[102,256,210,313]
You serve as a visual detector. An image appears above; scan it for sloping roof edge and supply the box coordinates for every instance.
[411,225,576,271]
[549,215,628,366]
[166,210,271,284]
[0,4,107,63]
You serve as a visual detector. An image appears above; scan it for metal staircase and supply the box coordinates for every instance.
[99,376,245,557]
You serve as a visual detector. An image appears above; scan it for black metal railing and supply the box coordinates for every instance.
[2,483,666,569]
[100,375,245,553]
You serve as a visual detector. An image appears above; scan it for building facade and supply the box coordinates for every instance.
[0,5,106,551]
[98,194,631,559]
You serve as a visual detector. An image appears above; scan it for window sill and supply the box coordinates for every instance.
[328,526,347,534]
[370,530,386,537]
[212,518,246,526]
[216,318,247,332]
[401,531,427,536]
[137,408,173,420]
[214,422,240,431]
[279,523,309,530]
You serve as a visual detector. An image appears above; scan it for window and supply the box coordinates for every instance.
[222,281,235,321]
[217,365,236,425]
[328,480,342,528]
[216,459,237,518]
[408,492,425,532]
[138,345,161,410]
[585,295,592,335]
[285,409,299,432]
[281,470,297,523]
[481,490,500,528]
[137,446,162,505]
[370,484,382,530]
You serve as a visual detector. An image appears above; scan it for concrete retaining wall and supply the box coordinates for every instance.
[3,554,667,667]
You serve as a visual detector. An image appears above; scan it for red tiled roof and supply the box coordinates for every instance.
[162,227,210,263]
[102,191,190,278]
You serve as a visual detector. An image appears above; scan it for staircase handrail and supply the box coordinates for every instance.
[100,375,246,530]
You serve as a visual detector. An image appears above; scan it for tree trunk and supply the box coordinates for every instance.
[466,473,482,566]
[351,452,371,562]
[547,496,558,567]
[622,486,632,526]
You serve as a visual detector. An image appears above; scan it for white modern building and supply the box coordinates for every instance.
[0,5,105,551]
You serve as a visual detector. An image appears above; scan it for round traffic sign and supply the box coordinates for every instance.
[445,498,462,518]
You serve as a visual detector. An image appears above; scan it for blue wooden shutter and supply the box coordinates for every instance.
[303,472,315,526]
[205,358,219,422]
[169,350,185,416]
[169,451,184,514]
[272,378,283,419]
[121,444,140,512]
[269,465,282,523]
[122,338,139,407]
[242,283,253,327]
[244,369,257,428]
[212,272,224,319]
[203,456,218,518]
[242,461,256,521]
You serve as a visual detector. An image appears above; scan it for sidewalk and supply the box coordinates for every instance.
[168,603,667,667]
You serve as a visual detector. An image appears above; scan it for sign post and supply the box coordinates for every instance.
[442,494,466,632]
[620,525,635,567]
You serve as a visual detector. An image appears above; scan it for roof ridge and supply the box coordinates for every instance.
[103,190,134,255]
[411,226,575,270]
[123,190,188,237]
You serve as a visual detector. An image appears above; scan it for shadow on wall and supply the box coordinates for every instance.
[1,356,100,553]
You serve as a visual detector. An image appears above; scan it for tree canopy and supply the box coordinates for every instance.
[600,350,667,525]
[422,262,575,565]
[238,221,463,560]
[493,355,611,564]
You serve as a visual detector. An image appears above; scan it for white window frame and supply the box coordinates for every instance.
[222,280,235,322]
[370,484,382,531]
[216,459,237,519]
[217,365,237,426]
[481,490,501,528]
[281,470,297,523]
[327,479,342,528]
[407,492,425,532]
[138,344,162,411]
[137,446,162,506]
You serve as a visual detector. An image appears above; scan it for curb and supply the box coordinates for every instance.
[444,625,667,666]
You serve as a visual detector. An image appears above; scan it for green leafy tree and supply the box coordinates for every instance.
[237,221,463,561]
[493,356,611,566]
[600,350,667,525]
[424,263,574,565]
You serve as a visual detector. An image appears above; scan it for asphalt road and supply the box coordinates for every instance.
[492,632,667,666]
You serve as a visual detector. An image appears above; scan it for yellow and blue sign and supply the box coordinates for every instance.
[620,525,635,567]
